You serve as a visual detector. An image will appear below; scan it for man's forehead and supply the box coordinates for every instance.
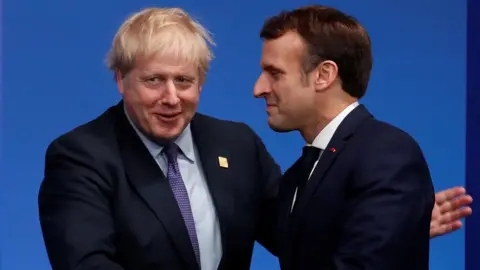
[263,33,304,55]
[137,52,196,68]
[261,33,305,68]
[136,59,198,76]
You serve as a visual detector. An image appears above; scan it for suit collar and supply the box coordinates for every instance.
[309,101,360,150]
[331,104,372,141]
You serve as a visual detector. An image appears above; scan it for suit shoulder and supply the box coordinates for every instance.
[194,113,256,136]
[352,118,427,164]
[46,106,118,159]
[361,118,421,147]
[193,113,267,158]
[351,118,433,192]
[41,107,120,201]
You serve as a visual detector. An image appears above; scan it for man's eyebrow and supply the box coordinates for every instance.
[262,64,284,74]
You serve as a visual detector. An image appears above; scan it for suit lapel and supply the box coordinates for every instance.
[114,103,199,270]
[291,105,373,226]
[190,113,235,266]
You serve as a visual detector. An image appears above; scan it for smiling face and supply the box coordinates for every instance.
[253,31,318,133]
[107,7,214,142]
[117,53,201,141]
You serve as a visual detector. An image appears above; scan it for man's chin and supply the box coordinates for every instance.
[150,129,182,143]
[149,121,188,143]
[267,119,295,133]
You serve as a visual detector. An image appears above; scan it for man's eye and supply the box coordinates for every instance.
[268,71,281,79]
[175,77,194,84]
[146,77,162,83]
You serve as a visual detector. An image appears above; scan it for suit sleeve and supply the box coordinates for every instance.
[329,133,435,270]
[247,126,283,256]
[38,138,124,270]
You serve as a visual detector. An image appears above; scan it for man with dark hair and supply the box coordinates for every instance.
[254,5,439,269]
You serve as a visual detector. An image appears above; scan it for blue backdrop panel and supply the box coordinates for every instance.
[1,0,468,269]
[466,0,480,269]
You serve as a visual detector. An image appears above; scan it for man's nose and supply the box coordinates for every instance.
[253,74,270,98]
[161,81,180,105]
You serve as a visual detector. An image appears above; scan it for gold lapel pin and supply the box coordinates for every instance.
[218,156,229,168]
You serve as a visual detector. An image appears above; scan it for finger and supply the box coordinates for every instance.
[430,224,452,238]
[439,207,473,224]
[431,207,441,219]
[435,186,466,204]
[450,220,463,231]
[430,221,463,238]
[439,195,473,213]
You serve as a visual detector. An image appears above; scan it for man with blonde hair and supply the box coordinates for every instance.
[38,6,471,270]
[39,7,280,270]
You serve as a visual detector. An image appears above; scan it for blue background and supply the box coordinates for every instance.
[466,0,479,269]
[1,0,475,269]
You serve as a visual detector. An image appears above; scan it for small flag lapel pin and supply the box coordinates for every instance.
[218,156,229,168]
[329,147,336,153]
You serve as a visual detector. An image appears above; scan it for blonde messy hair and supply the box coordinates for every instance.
[106,7,215,81]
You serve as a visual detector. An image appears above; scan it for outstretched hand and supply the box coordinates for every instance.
[431,186,473,238]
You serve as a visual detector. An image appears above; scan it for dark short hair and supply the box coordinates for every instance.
[260,5,373,98]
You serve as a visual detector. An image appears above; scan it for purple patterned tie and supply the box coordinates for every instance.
[164,143,201,265]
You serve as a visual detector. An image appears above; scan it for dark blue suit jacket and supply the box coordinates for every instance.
[38,102,281,270]
[277,105,435,270]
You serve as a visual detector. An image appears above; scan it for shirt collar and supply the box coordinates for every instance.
[123,106,195,162]
[309,101,360,150]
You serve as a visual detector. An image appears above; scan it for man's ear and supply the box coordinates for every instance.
[313,60,339,92]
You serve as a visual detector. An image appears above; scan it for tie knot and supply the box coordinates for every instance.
[164,143,180,161]
[302,146,321,162]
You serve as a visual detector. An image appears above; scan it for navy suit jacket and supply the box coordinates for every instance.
[277,105,435,270]
[38,102,281,270]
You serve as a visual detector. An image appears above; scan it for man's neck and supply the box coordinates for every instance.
[300,98,358,144]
